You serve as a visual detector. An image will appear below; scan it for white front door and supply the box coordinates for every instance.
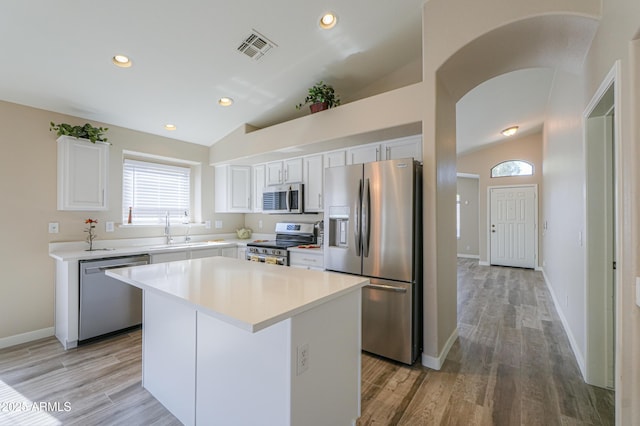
[489,186,536,268]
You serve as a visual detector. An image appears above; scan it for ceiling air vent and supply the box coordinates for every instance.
[237,30,277,61]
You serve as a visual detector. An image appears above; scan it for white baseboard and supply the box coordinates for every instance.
[421,328,458,370]
[457,254,480,259]
[541,269,586,379]
[0,327,55,350]
[478,260,489,266]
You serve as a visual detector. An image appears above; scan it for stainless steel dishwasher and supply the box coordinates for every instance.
[79,254,150,342]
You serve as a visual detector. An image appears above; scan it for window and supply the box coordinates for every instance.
[491,160,534,178]
[123,158,191,225]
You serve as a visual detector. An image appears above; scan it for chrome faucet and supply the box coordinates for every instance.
[164,211,173,244]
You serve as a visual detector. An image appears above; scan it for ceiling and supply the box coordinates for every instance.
[0,0,423,146]
[0,2,568,154]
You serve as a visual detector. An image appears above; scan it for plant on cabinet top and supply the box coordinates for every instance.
[50,122,109,143]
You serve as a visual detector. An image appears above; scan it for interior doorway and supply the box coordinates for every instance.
[584,64,619,389]
[488,185,537,269]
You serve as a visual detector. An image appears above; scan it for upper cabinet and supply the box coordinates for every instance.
[215,165,251,213]
[347,135,422,165]
[266,158,303,185]
[303,154,323,212]
[57,136,109,211]
[323,150,347,168]
[252,164,266,213]
[382,135,422,161]
[347,144,380,165]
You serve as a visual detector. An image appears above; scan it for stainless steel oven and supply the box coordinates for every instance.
[262,183,304,214]
[246,222,316,265]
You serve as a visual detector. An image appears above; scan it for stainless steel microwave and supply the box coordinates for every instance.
[262,183,304,214]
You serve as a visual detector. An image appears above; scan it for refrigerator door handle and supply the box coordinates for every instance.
[365,283,408,293]
[354,179,362,256]
[362,178,371,257]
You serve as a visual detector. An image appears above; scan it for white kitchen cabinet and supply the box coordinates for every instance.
[382,135,422,161]
[347,144,380,165]
[289,249,324,270]
[252,164,266,212]
[150,251,189,263]
[324,149,346,168]
[190,248,222,259]
[57,136,109,211]
[221,247,236,258]
[266,158,303,185]
[237,246,247,260]
[215,165,252,213]
[303,154,324,212]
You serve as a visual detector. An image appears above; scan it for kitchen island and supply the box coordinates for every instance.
[106,256,367,426]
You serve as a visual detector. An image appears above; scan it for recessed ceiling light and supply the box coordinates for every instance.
[112,54,132,68]
[319,12,338,30]
[164,124,177,131]
[218,97,234,107]
[501,126,519,137]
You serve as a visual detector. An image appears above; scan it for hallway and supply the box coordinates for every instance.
[357,258,614,425]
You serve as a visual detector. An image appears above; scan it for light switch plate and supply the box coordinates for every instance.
[48,222,59,234]
[205,220,211,229]
[105,221,114,232]
[215,220,223,229]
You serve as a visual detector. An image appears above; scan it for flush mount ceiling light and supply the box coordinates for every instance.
[112,54,132,68]
[501,126,519,137]
[164,124,177,131]
[218,97,234,107]
[319,12,338,30]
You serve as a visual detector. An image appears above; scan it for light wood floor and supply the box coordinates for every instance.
[0,259,613,425]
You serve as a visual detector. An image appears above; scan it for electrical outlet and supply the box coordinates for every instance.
[205,220,211,229]
[297,343,309,375]
[105,221,114,232]
[48,222,59,234]
[215,220,223,229]
[258,219,263,229]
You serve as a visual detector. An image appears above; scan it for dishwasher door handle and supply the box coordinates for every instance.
[84,261,148,274]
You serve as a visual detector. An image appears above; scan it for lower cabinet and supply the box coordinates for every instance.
[289,249,324,270]
[151,246,237,263]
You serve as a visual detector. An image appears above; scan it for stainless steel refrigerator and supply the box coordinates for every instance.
[324,158,422,364]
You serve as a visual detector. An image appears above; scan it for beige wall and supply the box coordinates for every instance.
[0,100,243,340]
[457,133,543,265]
[456,177,479,257]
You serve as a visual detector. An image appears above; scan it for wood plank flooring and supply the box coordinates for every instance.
[0,259,614,425]
[357,259,614,425]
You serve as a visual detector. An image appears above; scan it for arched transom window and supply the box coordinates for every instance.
[490,160,534,178]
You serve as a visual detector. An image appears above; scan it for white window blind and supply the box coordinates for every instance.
[123,159,190,225]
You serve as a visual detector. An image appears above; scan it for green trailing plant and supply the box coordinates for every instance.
[50,122,109,143]
[295,81,340,110]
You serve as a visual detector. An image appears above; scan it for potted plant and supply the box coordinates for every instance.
[295,81,340,113]
[50,122,109,143]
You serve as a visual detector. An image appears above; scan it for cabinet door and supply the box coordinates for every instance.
[284,157,303,183]
[324,150,346,168]
[266,162,283,185]
[221,247,237,258]
[229,166,251,211]
[303,154,324,212]
[237,247,247,260]
[190,248,221,259]
[383,135,422,161]
[215,165,251,213]
[57,136,109,211]
[150,251,189,263]
[348,144,380,165]
[252,164,266,212]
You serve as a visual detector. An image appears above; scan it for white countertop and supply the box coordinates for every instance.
[48,236,266,262]
[106,256,367,333]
